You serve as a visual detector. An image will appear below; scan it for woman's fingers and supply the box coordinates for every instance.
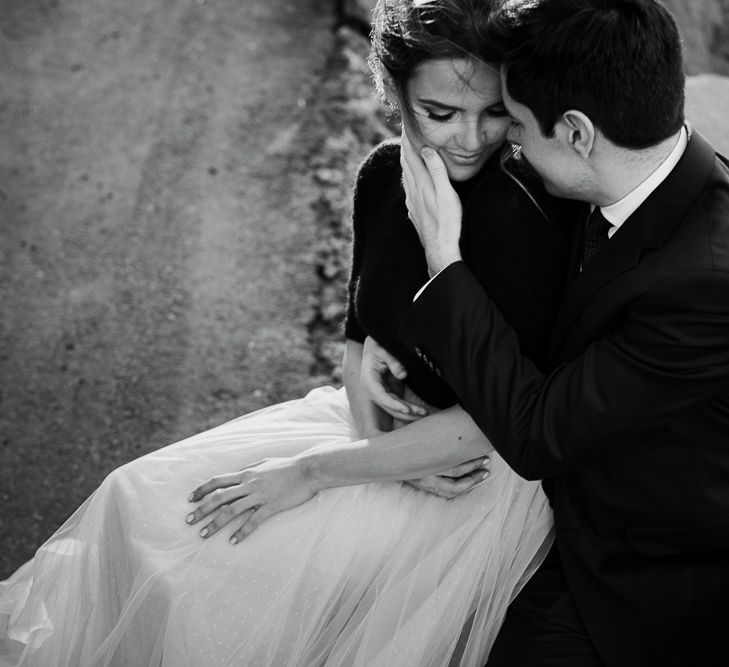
[187,457,317,545]
[361,369,425,420]
[187,474,238,503]
[360,337,428,420]
[436,471,488,498]
[188,458,268,503]
[229,505,276,544]
[371,339,407,381]
[198,494,260,539]
[186,482,250,526]
[438,457,489,479]
[405,459,490,499]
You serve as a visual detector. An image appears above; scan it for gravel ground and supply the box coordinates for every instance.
[0,0,387,578]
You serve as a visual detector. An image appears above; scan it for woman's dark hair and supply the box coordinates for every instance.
[482,0,685,148]
[368,0,497,117]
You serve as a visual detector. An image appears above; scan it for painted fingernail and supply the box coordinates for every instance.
[199,527,208,538]
[421,147,434,158]
[187,493,195,502]
[230,535,239,545]
[186,513,195,524]
[480,471,490,480]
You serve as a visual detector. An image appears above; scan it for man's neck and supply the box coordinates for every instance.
[594,130,683,207]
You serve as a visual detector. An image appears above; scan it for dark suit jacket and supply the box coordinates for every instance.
[399,127,729,667]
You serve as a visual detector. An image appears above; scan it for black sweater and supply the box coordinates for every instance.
[345,139,582,409]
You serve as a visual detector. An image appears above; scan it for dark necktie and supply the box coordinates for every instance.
[581,207,612,268]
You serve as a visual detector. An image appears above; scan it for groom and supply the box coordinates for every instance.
[389,0,729,665]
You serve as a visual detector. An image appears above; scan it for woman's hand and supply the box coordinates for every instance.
[360,336,428,422]
[186,457,317,544]
[400,129,463,276]
[404,457,490,499]
[342,339,394,439]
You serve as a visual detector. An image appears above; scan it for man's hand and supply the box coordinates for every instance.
[361,336,428,422]
[405,457,490,500]
[400,129,463,276]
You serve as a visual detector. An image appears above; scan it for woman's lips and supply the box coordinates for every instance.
[442,150,483,165]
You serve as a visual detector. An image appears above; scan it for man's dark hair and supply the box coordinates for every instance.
[482,0,685,148]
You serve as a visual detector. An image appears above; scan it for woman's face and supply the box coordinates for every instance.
[403,58,510,181]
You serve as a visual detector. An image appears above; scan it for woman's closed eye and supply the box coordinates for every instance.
[418,104,508,124]
[417,108,456,123]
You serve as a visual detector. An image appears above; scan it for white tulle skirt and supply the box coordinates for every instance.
[0,386,553,667]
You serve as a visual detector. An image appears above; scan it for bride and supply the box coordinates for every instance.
[0,0,581,664]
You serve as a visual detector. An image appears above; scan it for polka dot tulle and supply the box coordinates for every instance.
[0,387,552,666]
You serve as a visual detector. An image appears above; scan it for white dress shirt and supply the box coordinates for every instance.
[600,125,688,235]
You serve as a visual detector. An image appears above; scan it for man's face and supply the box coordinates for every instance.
[501,71,583,199]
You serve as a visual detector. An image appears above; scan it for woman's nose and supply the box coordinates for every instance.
[458,119,487,151]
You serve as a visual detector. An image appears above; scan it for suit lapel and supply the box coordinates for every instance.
[546,211,643,360]
[546,125,718,364]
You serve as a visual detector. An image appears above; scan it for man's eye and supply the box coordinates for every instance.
[486,106,508,117]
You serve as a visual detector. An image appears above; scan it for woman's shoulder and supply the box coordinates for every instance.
[464,150,585,230]
[357,138,402,182]
[351,139,404,229]
[492,148,586,224]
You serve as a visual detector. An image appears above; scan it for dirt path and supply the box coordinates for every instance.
[0,0,356,576]
[3,0,725,581]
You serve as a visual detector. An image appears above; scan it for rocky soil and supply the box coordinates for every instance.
[0,1,390,578]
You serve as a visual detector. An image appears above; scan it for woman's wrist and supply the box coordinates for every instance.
[295,451,331,493]
[295,442,373,492]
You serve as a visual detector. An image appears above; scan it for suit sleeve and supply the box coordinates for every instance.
[398,261,729,480]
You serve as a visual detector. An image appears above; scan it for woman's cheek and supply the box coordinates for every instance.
[415,121,448,151]
[487,117,511,144]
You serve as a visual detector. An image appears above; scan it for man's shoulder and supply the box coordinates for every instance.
[681,145,729,260]
[696,159,729,271]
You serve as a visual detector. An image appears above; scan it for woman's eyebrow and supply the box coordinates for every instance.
[416,97,505,111]
[415,97,459,110]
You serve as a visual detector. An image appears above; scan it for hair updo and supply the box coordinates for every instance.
[368,0,496,117]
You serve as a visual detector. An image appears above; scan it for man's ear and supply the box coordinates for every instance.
[558,110,595,159]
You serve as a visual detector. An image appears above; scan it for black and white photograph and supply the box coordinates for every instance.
[1,0,729,665]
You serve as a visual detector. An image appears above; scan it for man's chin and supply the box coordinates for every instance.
[542,179,577,200]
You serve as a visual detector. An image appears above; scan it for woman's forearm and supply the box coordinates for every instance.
[342,339,393,437]
[299,403,492,490]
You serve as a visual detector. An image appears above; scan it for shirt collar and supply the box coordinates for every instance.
[601,125,688,237]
